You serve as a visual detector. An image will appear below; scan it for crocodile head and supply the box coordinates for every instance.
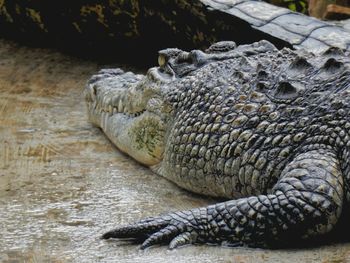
[84,40,275,167]
[84,65,175,166]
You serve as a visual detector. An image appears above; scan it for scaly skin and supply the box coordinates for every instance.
[85,40,350,249]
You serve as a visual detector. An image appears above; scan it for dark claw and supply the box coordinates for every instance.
[169,232,193,249]
[102,231,117,239]
[140,225,179,249]
[102,212,199,248]
[102,217,169,240]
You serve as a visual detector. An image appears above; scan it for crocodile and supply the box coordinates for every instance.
[85,40,350,249]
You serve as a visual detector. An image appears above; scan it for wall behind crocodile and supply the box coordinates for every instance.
[0,0,291,66]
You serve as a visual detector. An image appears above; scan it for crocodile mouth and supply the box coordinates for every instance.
[85,78,166,166]
[85,79,148,125]
[87,99,146,119]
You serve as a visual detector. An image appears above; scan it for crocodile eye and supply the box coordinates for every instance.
[158,55,166,67]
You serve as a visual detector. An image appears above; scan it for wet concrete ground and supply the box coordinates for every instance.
[1,39,350,263]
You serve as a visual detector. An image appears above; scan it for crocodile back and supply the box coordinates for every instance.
[158,44,350,199]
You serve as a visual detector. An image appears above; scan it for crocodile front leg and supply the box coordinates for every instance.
[102,149,344,248]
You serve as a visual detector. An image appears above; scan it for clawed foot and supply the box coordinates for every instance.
[102,210,206,249]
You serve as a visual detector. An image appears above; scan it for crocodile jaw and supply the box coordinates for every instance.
[85,70,166,166]
[89,108,165,166]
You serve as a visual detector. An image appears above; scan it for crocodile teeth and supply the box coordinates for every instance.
[118,100,123,112]
[104,98,111,111]
[102,97,107,110]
